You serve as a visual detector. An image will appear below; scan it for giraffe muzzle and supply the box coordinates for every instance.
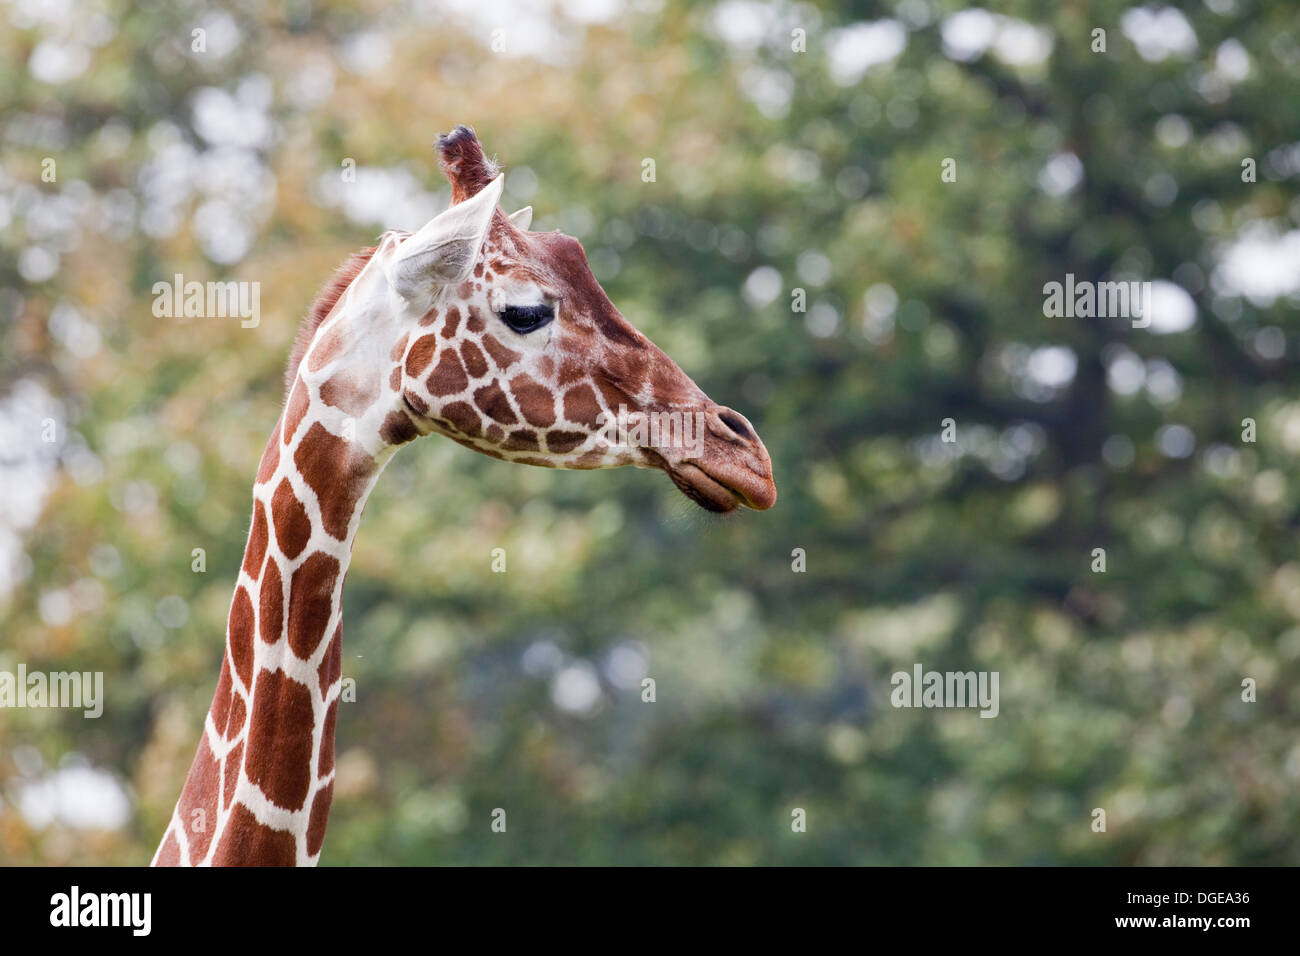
[654,406,776,513]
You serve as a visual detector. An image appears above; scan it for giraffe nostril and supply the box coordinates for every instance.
[717,410,752,441]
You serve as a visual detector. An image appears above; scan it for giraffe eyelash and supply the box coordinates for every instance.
[498,303,555,334]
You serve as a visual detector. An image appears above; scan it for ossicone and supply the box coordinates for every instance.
[437,125,501,204]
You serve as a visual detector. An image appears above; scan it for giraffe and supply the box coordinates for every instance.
[152,126,776,866]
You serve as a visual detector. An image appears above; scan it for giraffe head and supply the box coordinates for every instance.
[299,126,775,513]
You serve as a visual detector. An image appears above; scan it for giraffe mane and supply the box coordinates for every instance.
[284,245,379,395]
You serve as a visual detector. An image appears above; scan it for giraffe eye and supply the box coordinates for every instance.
[499,303,554,334]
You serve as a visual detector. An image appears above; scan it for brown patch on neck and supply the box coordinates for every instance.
[285,246,378,395]
[212,802,298,866]
[228,586,255,687]
[318,701,338,776]
[179,736,220,863]
[292,422,375,540]
[225,693,246,740]
[307,322,350,374]
[244,669,315,812]
[156,830,181,866]
[242,503,269,578]
[256,428,280,484]
[211,659,233,732]
[319,369,379,419]
[222,740,242,809]
[259,558,285,643]
[307,782,334,857]
[283,380,310,446]
[318,622,342,692]
[271,478,312,560]
[287,550,341,660]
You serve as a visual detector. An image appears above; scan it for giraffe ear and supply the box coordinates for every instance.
[507,206,533,231]
[385,173,505,301]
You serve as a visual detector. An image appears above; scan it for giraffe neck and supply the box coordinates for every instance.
[153,379,396,866]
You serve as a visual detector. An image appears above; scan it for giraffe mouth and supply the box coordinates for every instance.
[665,461,775,513]
[666,463,742,513]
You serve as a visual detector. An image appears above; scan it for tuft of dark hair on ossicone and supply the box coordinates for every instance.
[435,125,502,203]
